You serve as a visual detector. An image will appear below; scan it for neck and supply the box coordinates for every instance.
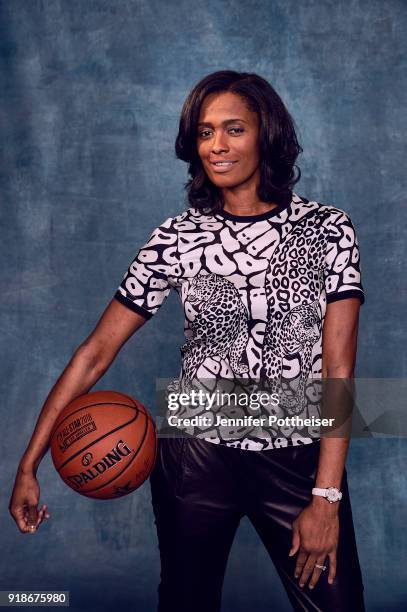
[221,182,278,216]
[222,200,279,216]
[222,188,279,215]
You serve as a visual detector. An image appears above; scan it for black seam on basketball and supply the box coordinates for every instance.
[50,401,139,440]
[113,391,140,408]
[57,408,140,471]
[79,412,150,493]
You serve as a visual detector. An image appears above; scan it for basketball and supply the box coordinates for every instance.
[50,390,157,499]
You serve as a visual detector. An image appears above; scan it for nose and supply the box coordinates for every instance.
[211,130,229,153]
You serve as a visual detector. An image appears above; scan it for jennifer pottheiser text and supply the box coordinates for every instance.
[167,414,336,428]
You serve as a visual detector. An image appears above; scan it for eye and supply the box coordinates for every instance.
[197,127,245,138]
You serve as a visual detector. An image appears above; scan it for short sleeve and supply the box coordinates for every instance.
[323,210,366,305]
[114,216,178,319]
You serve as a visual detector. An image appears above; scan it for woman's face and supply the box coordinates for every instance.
[196,91,261,190]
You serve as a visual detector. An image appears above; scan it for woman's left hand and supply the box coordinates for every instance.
[288,498,339,589]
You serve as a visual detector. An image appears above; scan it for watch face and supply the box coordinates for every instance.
[326,487,339,502]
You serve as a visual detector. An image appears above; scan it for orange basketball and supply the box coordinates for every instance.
[50,390,157,499]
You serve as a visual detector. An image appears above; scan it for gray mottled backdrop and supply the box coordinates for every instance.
[1,1,406,610]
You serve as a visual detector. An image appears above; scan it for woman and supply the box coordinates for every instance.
[9,70,366,611]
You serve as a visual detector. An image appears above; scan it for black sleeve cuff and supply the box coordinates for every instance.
[326,289,365,305]
[113,291,153,319]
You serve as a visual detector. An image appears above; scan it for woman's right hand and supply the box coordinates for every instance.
[9,467,50,534]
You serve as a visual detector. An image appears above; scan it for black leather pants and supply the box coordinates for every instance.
[149,436,366,612]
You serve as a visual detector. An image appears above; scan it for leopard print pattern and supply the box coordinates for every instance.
[180,273,249,381]
[262,212,328,419]
[263,300,321,415]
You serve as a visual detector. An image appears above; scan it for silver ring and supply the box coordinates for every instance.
[315,563,327,571]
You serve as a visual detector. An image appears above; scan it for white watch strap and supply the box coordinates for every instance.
[312,487,328,496]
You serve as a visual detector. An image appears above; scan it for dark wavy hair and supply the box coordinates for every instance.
[175,70,303,214]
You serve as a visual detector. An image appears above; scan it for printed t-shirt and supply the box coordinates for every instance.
[114,192,366,451]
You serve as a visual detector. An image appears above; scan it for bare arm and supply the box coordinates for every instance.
[313,296,361,501]
[9,298,148,532]
[290,297,362,588]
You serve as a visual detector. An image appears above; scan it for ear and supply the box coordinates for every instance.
[290,311,300,324]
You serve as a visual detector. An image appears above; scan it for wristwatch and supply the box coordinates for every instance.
[312,487,342,503]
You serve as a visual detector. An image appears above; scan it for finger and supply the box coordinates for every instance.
[25,505,39,533]
[289,522,301,556]
[328,550,337,585]
[37,504,47,520]
[39,507,51,523]
[11,506,33,534]
[299,554,318,588]
[35,505,49,528]
[26,505,38,524]
[308,555,328,590]
[294,549,308,579]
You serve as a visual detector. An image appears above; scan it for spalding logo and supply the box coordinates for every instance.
[81,452,93,466]
[67,440,133,489]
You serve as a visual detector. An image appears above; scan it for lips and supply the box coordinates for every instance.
[210,161,238,172]
[210,161,237,165]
